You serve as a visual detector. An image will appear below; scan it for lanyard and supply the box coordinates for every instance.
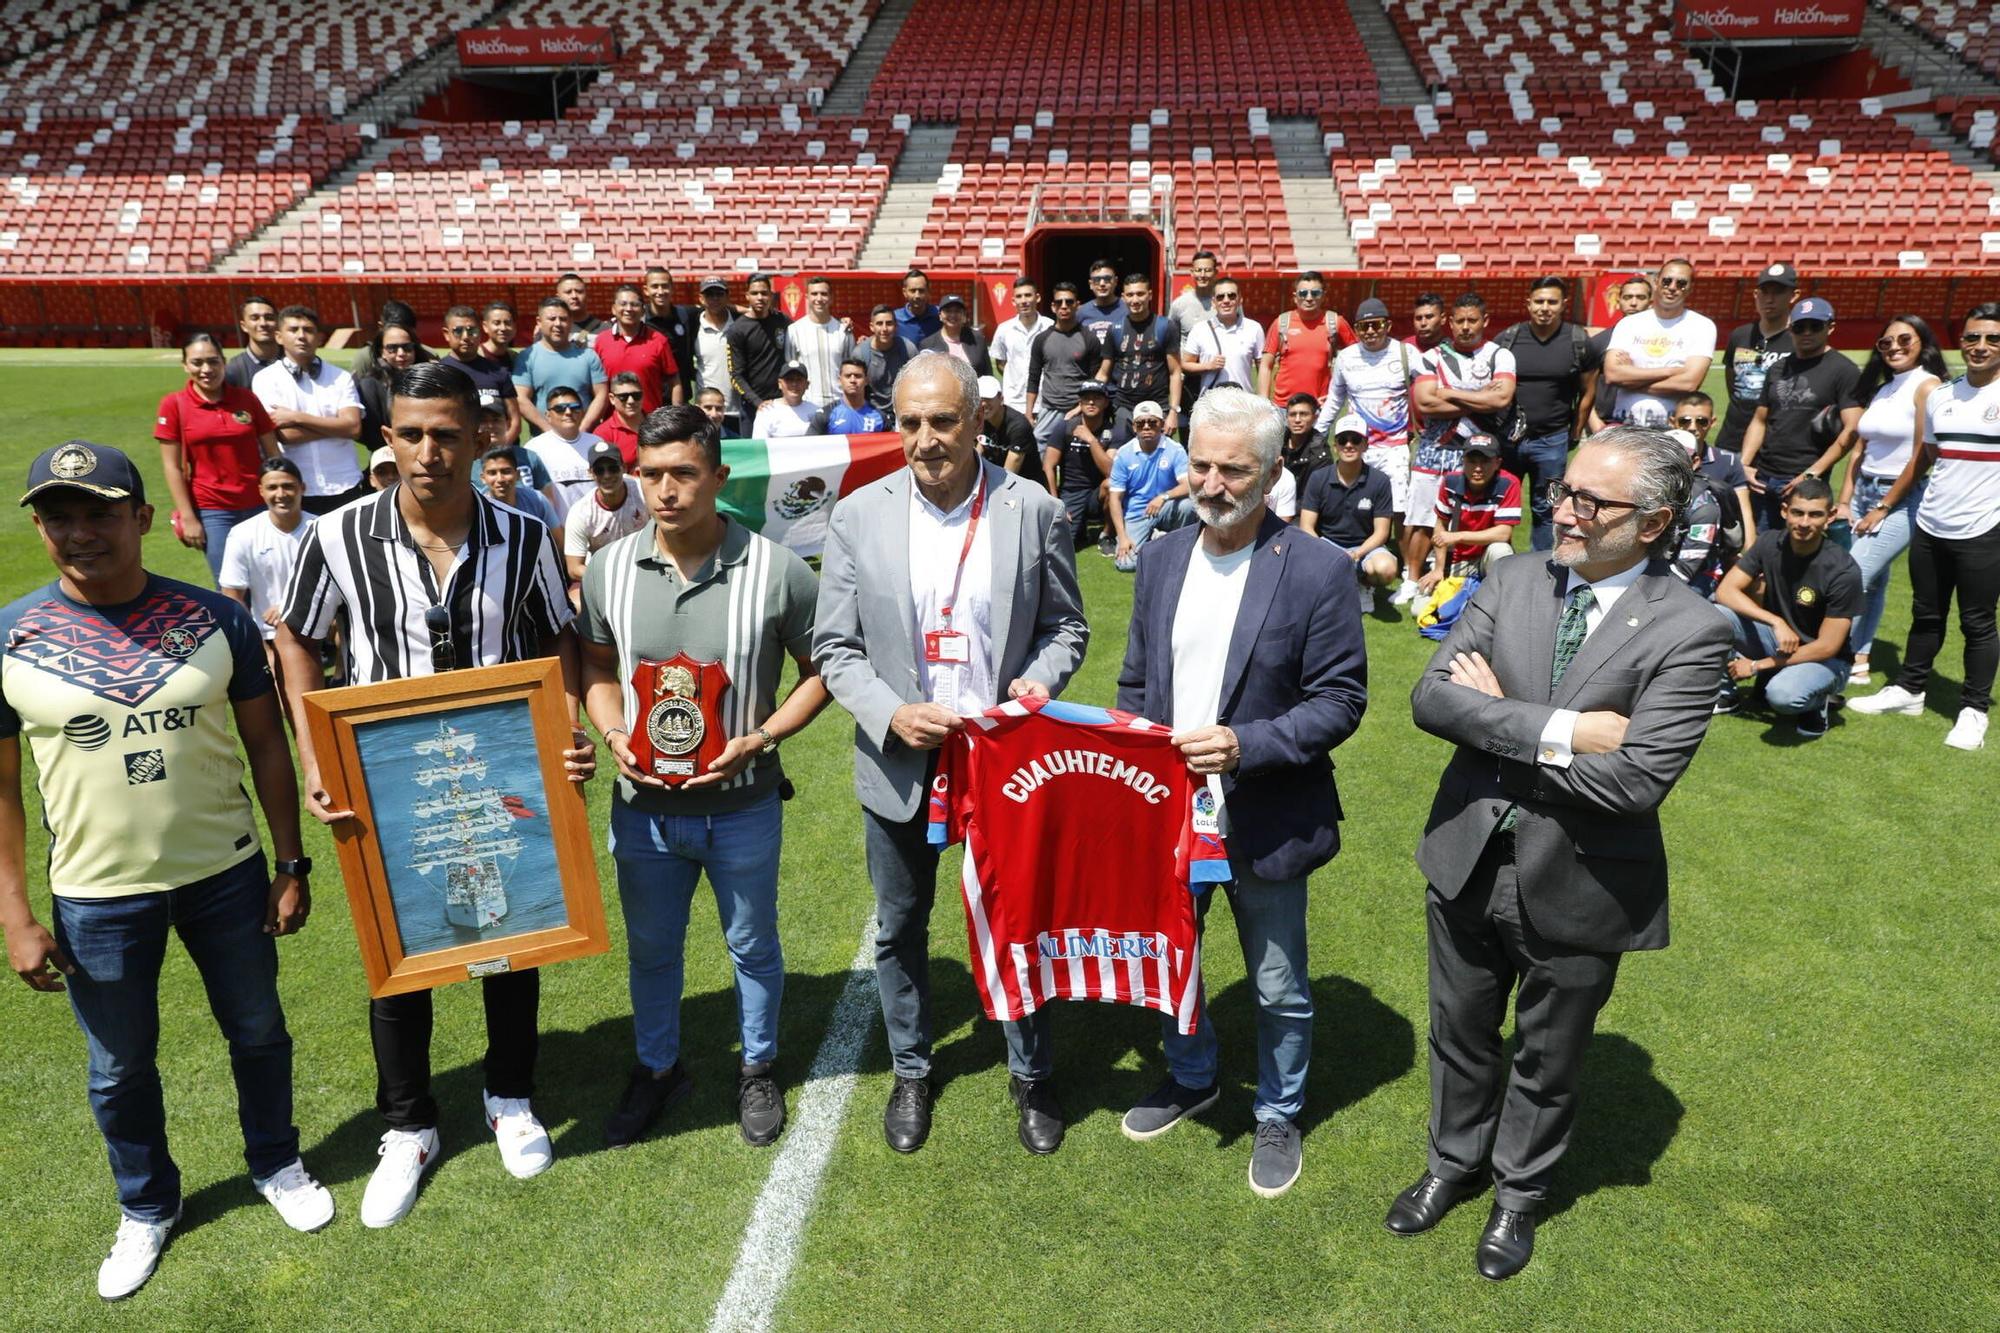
[938,472,988,628]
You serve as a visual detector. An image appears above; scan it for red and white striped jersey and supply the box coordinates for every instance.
[928,696,1230,1035]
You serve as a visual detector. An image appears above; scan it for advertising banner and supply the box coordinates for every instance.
[458,27,616,69]
[1674,0,1863,42]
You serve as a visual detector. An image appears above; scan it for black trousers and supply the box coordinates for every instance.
[371,969,539,1129]
[1897,523,2000,714]
[1425,838,1621,1212]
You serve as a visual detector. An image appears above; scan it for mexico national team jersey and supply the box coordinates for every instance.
[0,576,270,898]
[927,697,1230,1034]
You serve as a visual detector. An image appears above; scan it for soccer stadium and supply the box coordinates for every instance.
[0,0,1994,1326]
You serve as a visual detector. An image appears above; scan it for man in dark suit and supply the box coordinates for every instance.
[1388,426,1730,1279]
[1113,386,1369,1198]
[814,352,1089,1157]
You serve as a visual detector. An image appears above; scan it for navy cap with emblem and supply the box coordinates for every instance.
[21,439,145,507]
[1756,262,1799,290]
[1790,296,1835,324]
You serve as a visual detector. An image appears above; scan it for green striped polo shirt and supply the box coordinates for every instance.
[580,514,818,814]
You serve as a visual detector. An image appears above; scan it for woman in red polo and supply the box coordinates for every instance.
[155,332,277,582]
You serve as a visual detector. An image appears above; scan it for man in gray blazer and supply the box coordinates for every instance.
[814,353,1089,1156]
[1388,427,1730,1281]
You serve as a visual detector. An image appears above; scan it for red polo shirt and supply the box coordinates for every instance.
[1270,310,1356,404]
[594,413,641,469]
[591,322,680,412]
[154,383,275,510]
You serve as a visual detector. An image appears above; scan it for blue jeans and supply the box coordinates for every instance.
[609,794,785,1072]
[1848,473,1924,658]
[1504,430,1571,550]
[1720,607,1844,714]
[197,506,261,583]
[52,855,296,1223]
[1114,497,1195,571]
[1162,862,1313,1123]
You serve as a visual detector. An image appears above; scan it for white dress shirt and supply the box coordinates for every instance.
[1538,558,1649,767]
[909,462,997,713]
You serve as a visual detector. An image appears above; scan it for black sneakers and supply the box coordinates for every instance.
[604,1061,692,1148]
[738,1062,786,1147]
[1119,1077,1221,1141]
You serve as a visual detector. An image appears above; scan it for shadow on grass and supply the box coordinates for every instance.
[1541,1031,1682,1220]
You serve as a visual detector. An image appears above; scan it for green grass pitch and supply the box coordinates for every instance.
[0,349,1992,1330]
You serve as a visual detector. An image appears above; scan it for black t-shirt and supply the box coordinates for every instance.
[1735,529,1863,649]
[724,312,791,407]
[224,349,280,391]
[979,405,1038,470]
[1108,316,1181,410]
[1048,417,1126,493]
[1755,351,1860,477]
[1717,322,1793,452]
[1301,463,1394,548]
[443,353,518,413]
[644,305,698,391]
[1500,322,1600,436]
[862,336,915,412]
[1025,324,1110,412]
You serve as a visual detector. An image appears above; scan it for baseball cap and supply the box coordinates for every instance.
[1790,297,1834,324]
[1077,379,1112,398]
[976,374,1002,401]
[1460,432,1502,457]
[1132,400,1165,422]
[1332,414,1367,440]
[587,440,623,467]
[1666,428,1700,460]
[699,275,728,294]
[368,445,397,471]
[779,359,809,379]
[939,293,968,309]
[1756,262,1799,290]
[20,440,145,507]
[1355,297,1391,322]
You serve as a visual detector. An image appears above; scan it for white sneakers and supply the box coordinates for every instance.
[98,1206,180,1301]
[484,1091,554,1180]
[1849,686,1989,749]
[1946,707,1989,751]
[1390,578,1421,607]
[361,1126,440,1229]
[1848,684,1925,715]
[254,1158,335,1233]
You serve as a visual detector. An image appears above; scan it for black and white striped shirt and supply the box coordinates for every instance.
[282,487,573,683]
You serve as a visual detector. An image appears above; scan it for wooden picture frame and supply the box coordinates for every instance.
[303,658,607,998]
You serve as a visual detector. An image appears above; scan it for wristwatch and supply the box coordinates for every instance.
[275,857,313,878]
[756,727,780,757]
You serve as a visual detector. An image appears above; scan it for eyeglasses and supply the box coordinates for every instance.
[1875,333,1916,351]
[1962,331,2000,346]
[1089,273,1116,284]
[1547,480,1643,521]
[1657,276,1692,291]
[612,391,643,403]
[1295,288,1323,298]
[424,605,456,673]
[1673,415,1712,429]
[550,402,584,414]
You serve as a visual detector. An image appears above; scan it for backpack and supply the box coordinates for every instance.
[1489,321,1588,443]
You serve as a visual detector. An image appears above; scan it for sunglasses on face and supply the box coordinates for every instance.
[1791,320,1828,334]
[612,392,643,403]
[550,402,583,414]
[1214,292,1240,301]
[1963,331,2000,346]
[1658,277,1692,291]
[1296,289,1323,298]
[1674,415,1712,429]
[447,325,478,337]
[1876,333,1916,351]
[1052,298,1078,307]
[591,464,623,476]
[1090,274,1116,284]
[382,344,417,355]
[1356,319,1391,333]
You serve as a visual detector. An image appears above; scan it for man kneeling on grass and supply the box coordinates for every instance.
[1,442,329,1300]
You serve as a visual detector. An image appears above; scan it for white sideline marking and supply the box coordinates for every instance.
[709,913,879,1333]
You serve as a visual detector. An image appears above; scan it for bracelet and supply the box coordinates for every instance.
[605,726,629,741]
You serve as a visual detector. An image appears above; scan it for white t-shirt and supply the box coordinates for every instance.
[990,315,1046,411]
[1918,374,2000,542]
[1170,536,1256,833]
[217,510,315,640]
[1269,466,1297,521]
[1855,368,1937,480]
[1322,340,1417,444]
[524,428,602,522]
[1182,316,1265,394]
[753,400,822,439]
[249,358,363,496]
[562,482,649,561]
[1606,308,1718,428]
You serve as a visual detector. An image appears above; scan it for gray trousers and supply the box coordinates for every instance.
[1425,839,1621,1212]
[864,806,1052,1081]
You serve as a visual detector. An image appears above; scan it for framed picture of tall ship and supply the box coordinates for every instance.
[302,658,608,997]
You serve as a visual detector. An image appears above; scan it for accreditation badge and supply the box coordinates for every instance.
[628,653,732,785]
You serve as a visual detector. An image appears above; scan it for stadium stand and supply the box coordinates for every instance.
[0,0,136,62]
[1886,1,2000,81]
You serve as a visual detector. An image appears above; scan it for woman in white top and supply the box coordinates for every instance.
[1839,315,1947,680]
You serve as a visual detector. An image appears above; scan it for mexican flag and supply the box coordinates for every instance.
[716,432,904,558]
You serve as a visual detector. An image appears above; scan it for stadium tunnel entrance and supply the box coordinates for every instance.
[1024,226,1163,301]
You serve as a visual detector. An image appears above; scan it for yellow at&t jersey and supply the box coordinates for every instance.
[0,575,271,898]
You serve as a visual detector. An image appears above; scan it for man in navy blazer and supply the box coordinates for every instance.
[1113,386,1368,1197]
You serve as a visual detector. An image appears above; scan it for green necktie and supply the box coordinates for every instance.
[1498,583,1597,835]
